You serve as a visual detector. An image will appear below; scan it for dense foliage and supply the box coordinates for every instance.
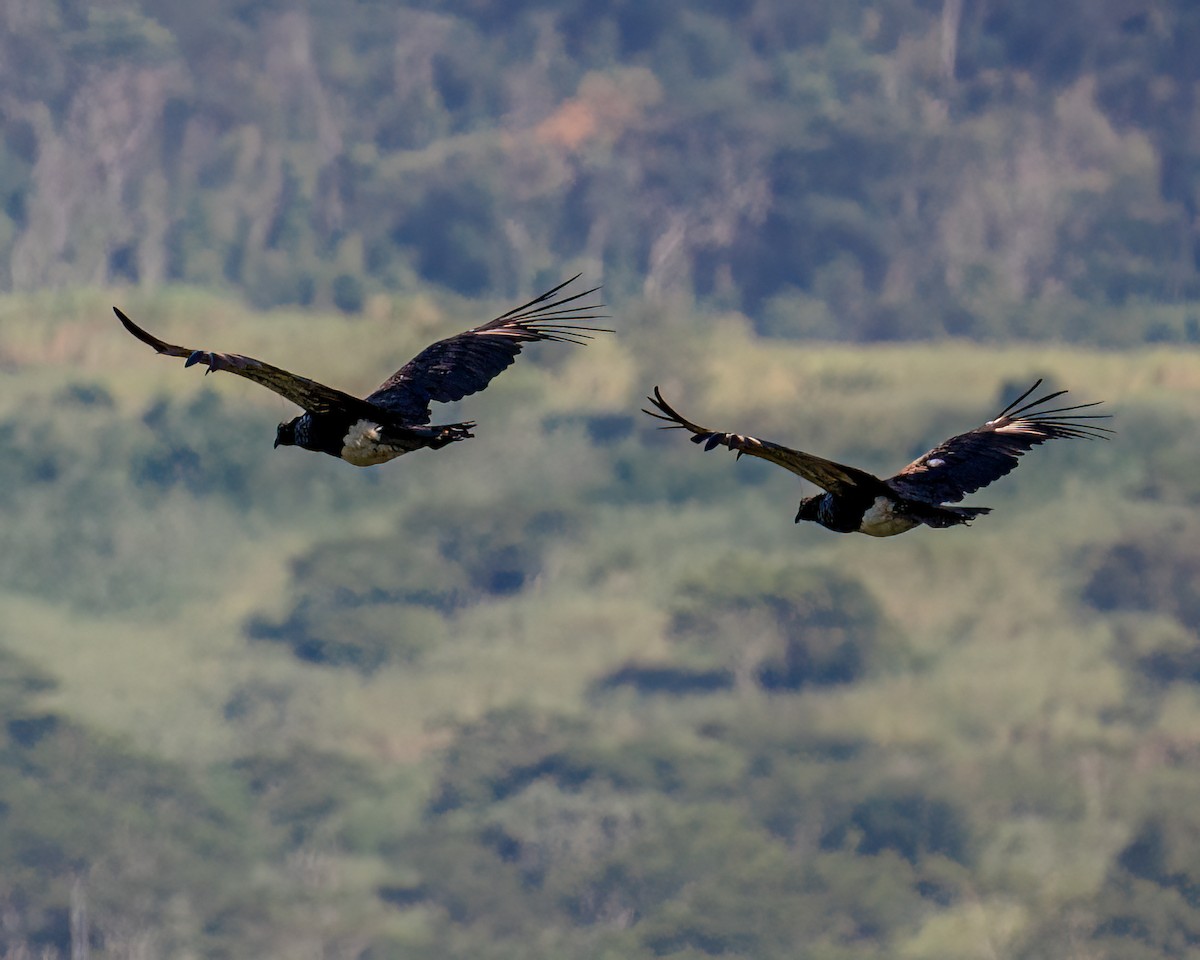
[3,1,1200,956]
[3,0,1200,341]
[1,286,1198,956]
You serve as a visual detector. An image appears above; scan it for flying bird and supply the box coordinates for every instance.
[644,380,1111,537]
[115,276,607,466]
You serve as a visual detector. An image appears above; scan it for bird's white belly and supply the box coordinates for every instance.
[340,420,405,467]
[859,496,920,538]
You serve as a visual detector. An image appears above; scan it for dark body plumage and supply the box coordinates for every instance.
[116,277,607,466]
[644,380,1111,537]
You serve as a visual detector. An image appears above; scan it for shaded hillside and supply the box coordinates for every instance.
[2,0,1200,341]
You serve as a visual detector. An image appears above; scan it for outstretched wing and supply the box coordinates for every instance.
[114,307,381,418]
[643,387,886,497]
[887,379,1112,504]
[366,276,609,423]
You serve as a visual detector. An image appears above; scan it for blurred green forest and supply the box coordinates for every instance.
[2,0,1200,340]
[1,287,1199,958]
[3,0,1200,958]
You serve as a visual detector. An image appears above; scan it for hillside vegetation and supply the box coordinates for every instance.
[1,288,1198,957]
[2,0,1200,341]
[4,0,1200,955]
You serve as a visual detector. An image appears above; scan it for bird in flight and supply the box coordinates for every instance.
[116,276,607,466]
[644,380,1111,537]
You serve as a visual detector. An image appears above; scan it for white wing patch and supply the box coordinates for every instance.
[340,419,406,467]
[993,421,1040,435]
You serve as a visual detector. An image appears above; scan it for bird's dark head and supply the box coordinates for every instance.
[275,417,299,449]
[795,495,822,524]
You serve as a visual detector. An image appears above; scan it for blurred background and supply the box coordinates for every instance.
[1,1,1198,957]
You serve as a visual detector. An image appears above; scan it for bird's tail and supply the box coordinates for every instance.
[921,504,992,528]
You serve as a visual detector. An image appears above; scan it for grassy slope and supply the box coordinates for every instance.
[2,287,1198,954]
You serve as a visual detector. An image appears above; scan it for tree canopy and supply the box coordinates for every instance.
[2,0,1199,341]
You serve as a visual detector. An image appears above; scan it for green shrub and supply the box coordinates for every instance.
[428,706,593,814]
[821,789,973,866]
[332,273,365,314]
[248,599,448,673]
[249,502,582,669]
[668,554,894,691]
[1021,803,1200,958]
[1085,525,1200,684]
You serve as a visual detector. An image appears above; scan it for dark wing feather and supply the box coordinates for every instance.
[114,307,380,418]
[643,387,886,496]
[366,275,609,423]
[886,379,1112,504]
